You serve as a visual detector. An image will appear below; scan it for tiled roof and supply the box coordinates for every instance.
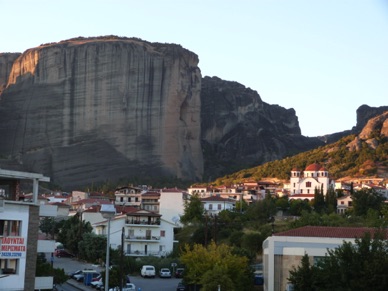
[289,194,315,198]
[161,188,185,193]
[305,163,322,171]
[274,226,387,239]
[200,196,234,202]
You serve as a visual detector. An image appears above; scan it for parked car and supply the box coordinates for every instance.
[108,284,136,291]
[176,280,187,291]
[140,265,156,278]
[55,249,75,258]
[68,269,82,279]
[90,277,103,289]
[159,268,172,278]
[175,268,184,278]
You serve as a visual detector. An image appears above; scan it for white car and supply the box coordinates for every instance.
[108,284,136,291]
[159,268,172,278]
[140,265,156,278]
[90,277,103,289]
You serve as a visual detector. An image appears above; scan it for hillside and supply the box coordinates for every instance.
[212,111,388,186]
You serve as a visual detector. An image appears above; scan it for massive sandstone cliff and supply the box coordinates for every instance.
[0,36,344,189]
[0,37,203,188]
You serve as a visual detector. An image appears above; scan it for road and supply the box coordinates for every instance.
[53,255,182,291]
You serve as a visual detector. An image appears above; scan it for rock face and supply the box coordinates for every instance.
[200,76,324,179]
[0,53,20,95]
[0,37,203,189]
[347,111,388,151]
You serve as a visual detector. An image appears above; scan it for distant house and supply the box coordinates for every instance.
[114,186,144,207]
[200,196,235,215]
[159,188,190,226]
[337,195,353,214]
[93,208,176,257]
[262,226,386,291]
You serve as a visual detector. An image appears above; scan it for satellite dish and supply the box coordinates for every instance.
[172,216,180,224]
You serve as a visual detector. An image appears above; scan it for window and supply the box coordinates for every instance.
[217,204,222,210]
[293,183,295,187]
[341,201,344,205]
[160,230,165,237]
[348,201,352,207]
[208,204,213,210]
[120,197,123,202]
[306,182,312,188]
[0,220,21,236]
[0,259,18,275]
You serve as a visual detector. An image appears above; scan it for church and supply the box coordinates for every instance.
[289,163,335,197]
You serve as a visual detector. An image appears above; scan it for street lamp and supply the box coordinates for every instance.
[100,204,116,291]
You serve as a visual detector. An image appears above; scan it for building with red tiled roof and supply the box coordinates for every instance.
[289,163,335,197]
[263,226,386,291]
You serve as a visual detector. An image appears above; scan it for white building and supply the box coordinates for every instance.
[93,209,176,257]
[200,196,235,215]
[159,188,190,226]
[262,226,383,291]
[0,169,55,291]
[289,163,334,196]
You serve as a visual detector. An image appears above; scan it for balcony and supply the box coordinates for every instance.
[125,250,166,257]
[125,235,160,242]
[125,219,160,227]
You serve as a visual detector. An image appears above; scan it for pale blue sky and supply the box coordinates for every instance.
[1,0,387,137]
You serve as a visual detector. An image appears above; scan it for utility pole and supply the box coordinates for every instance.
[120,227,124,291]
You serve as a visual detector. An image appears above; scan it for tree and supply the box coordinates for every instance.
[180,241,252,291]
[180,194,205,225]
[36,253,68,286]
[288,254,317,291]
[57,214,92,255]
[78,233,107,263]
[288,231,388,291]
[313,186,325,213]
[324,185,337,214]
[352,188,384,216]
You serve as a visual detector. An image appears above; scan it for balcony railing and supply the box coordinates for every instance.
[125,219,160,226]
[125,250,166,257]
[125,235,160,241]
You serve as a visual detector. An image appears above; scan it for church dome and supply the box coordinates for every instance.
[305,163,321,171]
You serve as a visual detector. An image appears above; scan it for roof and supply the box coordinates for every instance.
[274,226,388,239]
[289,194,315,198]
[305,163,322,171]
[200,196,234,202]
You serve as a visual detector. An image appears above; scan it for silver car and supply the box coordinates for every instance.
[159,268,172,278]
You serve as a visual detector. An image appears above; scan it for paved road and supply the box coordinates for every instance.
[52,255,182,291]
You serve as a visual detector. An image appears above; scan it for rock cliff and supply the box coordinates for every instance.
[0,53,20,95]
[200,76,324,179]
[0,37,203,188]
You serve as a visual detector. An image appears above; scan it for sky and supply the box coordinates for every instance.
[1,0,387,137]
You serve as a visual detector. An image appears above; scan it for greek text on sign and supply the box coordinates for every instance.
[0,237,27,258]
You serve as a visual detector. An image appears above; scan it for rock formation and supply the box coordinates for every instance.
[2,36,380,189]
[347,111,388,151]
[200,76,324,179]
[0,36,203,189]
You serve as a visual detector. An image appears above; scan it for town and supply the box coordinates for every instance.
[1,162,387,290]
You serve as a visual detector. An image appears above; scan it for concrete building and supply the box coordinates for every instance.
[159,188,190,226]
[0,169,54,291]
[262,226,382,291]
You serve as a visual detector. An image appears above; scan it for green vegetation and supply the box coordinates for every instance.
[211,134,388,185]
[288,231,388,290]
[35,253,68,286]
[180,242,252,291]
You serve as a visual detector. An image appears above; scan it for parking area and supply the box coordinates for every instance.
[53,256,184,291]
